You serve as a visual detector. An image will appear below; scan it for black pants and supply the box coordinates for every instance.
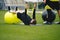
[17,12,32,25]
[45,0,60,10]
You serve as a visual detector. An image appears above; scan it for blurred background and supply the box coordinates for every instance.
[0,0,45,10]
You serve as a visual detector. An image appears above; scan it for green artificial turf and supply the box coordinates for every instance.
[0,10,60,40]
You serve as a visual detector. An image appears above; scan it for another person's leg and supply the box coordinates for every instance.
[25,2,29,14]
[54,2,60,24]
[25,2,37,25]
[30,3,37,24]
[56,10,60,24]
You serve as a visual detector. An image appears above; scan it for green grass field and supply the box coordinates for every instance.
[0,10,60,40]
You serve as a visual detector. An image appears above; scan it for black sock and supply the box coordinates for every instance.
[59,16,60,22]
[8,6,10,11]
[16,7,18,11]
[25,8,27,15]
[33,9,36,19]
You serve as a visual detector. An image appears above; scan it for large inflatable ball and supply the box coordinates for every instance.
[4,12,21,24]
[42,9,56,22]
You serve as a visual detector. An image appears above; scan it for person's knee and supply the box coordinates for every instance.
[58,10,60,14]
[34,3,37,8]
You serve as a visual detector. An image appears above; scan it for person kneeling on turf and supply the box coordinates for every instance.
[43,0,60,24]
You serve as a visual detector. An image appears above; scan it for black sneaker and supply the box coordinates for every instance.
[30,19,36,25]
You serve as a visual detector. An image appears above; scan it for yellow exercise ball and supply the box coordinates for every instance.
[4,12,21,24]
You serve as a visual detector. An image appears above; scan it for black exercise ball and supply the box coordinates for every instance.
[42,9,56,22]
